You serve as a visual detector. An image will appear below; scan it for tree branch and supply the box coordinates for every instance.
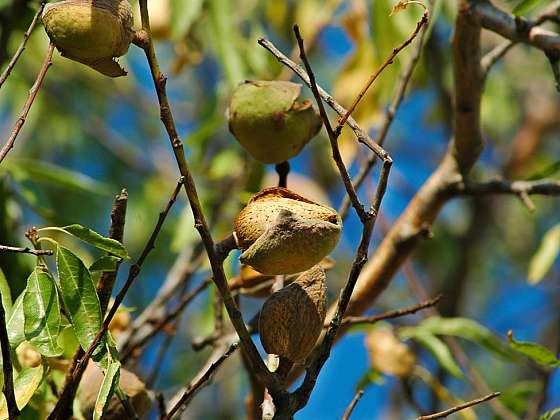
[473,0,560,55]
[449,179,560,197]
[0,1,46,89]
[0,245,53,256]
[342,389,364,420]
[335,5,429,133]
[0,290,19,418]
[163,342,239,420]
[134,1,278,393]
[417,392,501,420]
[0,42,54,165]
[338,294,441,327]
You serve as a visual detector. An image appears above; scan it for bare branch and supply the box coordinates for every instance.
[449,179,560,197]
[417,392,501,420]
[473,0,560,55]
[258,38,391,163]
[335,5,429,133]
[0,245,53,256]
[342,389,365,420]
[0,42,54,165]
[293,24,368,221]
[0,1,46,89]
[134,1,278,392]
[163,342,239,420]
[338,294,441,327]
[0,290,19,418]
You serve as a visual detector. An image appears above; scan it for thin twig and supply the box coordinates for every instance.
[449,179,560,197]
[258,38,391,162]
[0,290,19,418]
[162,342,239,420]
[339,2,430,219]
[120,278,212,363]
[268,27,391,418]
[48,178,183,420]
[0,1,46,89]
[338,294,441,327]
[134,2,278,392]
[0,245,53,256]
[335,6,429,134]
[0,42,54,165]
[416,392,501,420]
[293,24,368,222]
[342,389,365,420]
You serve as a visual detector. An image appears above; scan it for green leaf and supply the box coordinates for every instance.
[7,293,25,347]
[23,268,63,357]
[508,331,560,368]
[89,256,120,273]
[414,317,514,359]
[170,0,203,38]
[3,158,112,196]
[499,380,542,417]
[513,0,543,15]
[56,246,103,351]
[0,365,44,418]
[528,224,560,284]
[400,328,463,378]
[540,408,560,420]
[526,160,560,180]
[93,357,120,420]
[40,225,129,259]
[0,268,12,315]
[355,368,384,390]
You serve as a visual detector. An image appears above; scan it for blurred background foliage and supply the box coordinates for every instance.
[0,0,559,418]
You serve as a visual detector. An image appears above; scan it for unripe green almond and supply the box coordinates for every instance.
[234,187,341,275]
[228,80,323,164]
[259,265,327,364]
[42,0,134,77]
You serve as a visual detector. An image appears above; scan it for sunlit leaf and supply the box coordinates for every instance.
[3,159,112,196]
[540,408,560,420]
[0,365,44,419]
[0,268,12,315]
[89,256,121,273]
[513,0,543,15]
[170,0,203,38]
[413,317,514,359]
[7,293,25,348]
[400,328,463,378]
[508,331,560,368]
[56,246,102,351]
[528,224,560,284]
[24,267,63,357]
[94,355,120,420]
[355,368,384,390]
[40,225,129,259]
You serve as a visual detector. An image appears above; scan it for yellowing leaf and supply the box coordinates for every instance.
[528,224,560,284]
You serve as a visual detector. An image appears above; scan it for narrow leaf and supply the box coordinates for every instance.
[56,246,103,351]
[0,268,12,315]
[400,329,463,378]
[0,365,44,418]
[7,293,25,347]
[399,327,463,378]
[89,256,120,273]
[415,317,514,359]
[528,224,560,284]
[355,368,384,390]
[42,225,129,259]
[508,331,560,368]
[94,358,121,420]
[540,408,560,420]
[513,0,543,15]
[24,267,63,357]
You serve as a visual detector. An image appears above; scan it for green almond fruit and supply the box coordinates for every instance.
[234,187,341,275]
[42,0,134,77]
[228,80,323,164]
